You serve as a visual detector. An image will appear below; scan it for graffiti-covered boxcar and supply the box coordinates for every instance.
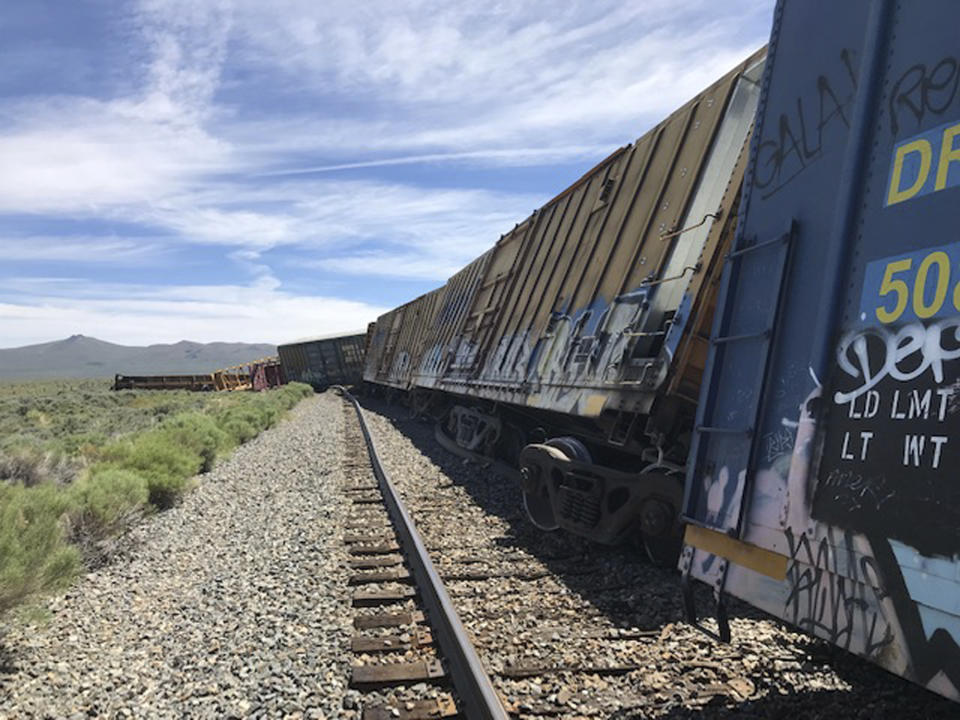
[362,48,767,564]
[356,0,960,700]
[278,332,367,390]
[680,0,960,702]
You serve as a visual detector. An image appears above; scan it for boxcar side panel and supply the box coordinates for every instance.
[381,288,443,389]
[683,0,960,701]
[434,51,765,423]
[414,252,492,388]
[447,221,532,382]
[279,333,367,388]
[366,306,406,385]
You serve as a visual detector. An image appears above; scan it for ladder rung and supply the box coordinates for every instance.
[697,425,753,436]
[712,329,770,345]
[624,329,667,338]
[728,231,790,259]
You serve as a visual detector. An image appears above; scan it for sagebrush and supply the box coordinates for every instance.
[0,381,314,614]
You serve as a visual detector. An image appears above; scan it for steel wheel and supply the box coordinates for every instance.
[522,484,560,531]
[545,436,592,464]
[639,498,681,567]
[521,436,592,532]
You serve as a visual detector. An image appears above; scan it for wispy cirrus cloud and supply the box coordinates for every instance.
[0,0,234,215]
[0,237,165,263]
[256,146,615,177]
[226,0,768,154]
[0,0,775,349]
[305,252,466,282]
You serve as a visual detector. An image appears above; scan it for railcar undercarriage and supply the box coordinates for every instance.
[377,384,688,567]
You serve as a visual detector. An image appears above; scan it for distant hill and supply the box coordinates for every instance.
[0,335,277,380]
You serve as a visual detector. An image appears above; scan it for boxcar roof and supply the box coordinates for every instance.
[279,330,367,347]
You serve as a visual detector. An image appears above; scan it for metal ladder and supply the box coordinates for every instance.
[681,219,797,641]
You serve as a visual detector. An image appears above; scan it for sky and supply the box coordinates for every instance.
[0,0,775,348]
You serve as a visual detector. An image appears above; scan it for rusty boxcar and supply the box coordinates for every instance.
[362,48,767,564]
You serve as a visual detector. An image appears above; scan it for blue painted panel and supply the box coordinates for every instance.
[858,241,960,328]
[815,1,960,561]
[688,0,960,700]
[884,119,960,207]
[684,0,872,534]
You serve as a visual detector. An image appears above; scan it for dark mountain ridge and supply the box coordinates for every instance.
[0,335,277,380]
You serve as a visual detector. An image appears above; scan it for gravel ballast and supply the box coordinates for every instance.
[357,395,958,719]
[0,393,352,719]
[3,389,958,718]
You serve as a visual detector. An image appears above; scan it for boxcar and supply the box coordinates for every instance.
[680,0,960,702]
[362,48,767,564]
[278,332,367,390]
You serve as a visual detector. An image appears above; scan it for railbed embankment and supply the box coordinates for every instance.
[0,392,352,719]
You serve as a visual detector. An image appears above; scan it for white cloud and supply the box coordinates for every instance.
[228,0,768,155]
[0,0,770,217]
[116,179,540,274]
[0,104,231,214]
[0,0,236,215]
[131,0,233,123]
[0,0,776,347]
[256,146,613,177]
[0,237,165,263]
[309,251,463,282]
[0,275,386,347]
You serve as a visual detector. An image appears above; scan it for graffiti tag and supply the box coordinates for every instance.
[833,319,960,405]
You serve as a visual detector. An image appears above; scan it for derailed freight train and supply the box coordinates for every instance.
[681,0,960,704]
[278,332,367,390]
[363,47,767,566]
[362,0,960,702]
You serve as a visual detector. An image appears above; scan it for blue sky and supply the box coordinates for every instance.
[0,0,775,348]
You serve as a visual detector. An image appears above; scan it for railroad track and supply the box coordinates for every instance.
[339,390,767,718]
[348,395,929,718]
[340,391,960,718]
[337,387,509,720]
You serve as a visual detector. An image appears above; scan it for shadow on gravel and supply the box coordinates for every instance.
[0,638,19,697]
[612,682,957,719]
[356,394,758,631]
[0,641,16,676]
[356,394,959,718]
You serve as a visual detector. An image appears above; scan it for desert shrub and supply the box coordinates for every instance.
[143,473,190,510]
[24,408,50,427]
[220,406,269,439]
[212,384,308,443]
[0,483,79,613]
[99,434,200,509]
[281,382,314,402]
[68,468,148,536]
[153,414,230,472]
[220,416,259,444]
[0,448,76,487]
[0,381,314,614]
[59,432,101,452]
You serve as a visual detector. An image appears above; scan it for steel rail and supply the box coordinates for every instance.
[336,388,509,720]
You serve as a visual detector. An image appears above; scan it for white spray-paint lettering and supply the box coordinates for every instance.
[833,319,960,405]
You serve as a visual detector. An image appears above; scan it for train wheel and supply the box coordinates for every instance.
[546,436,592,463]
[522,485,559,531]
[639,498,681,567]
[521,436,591,532]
